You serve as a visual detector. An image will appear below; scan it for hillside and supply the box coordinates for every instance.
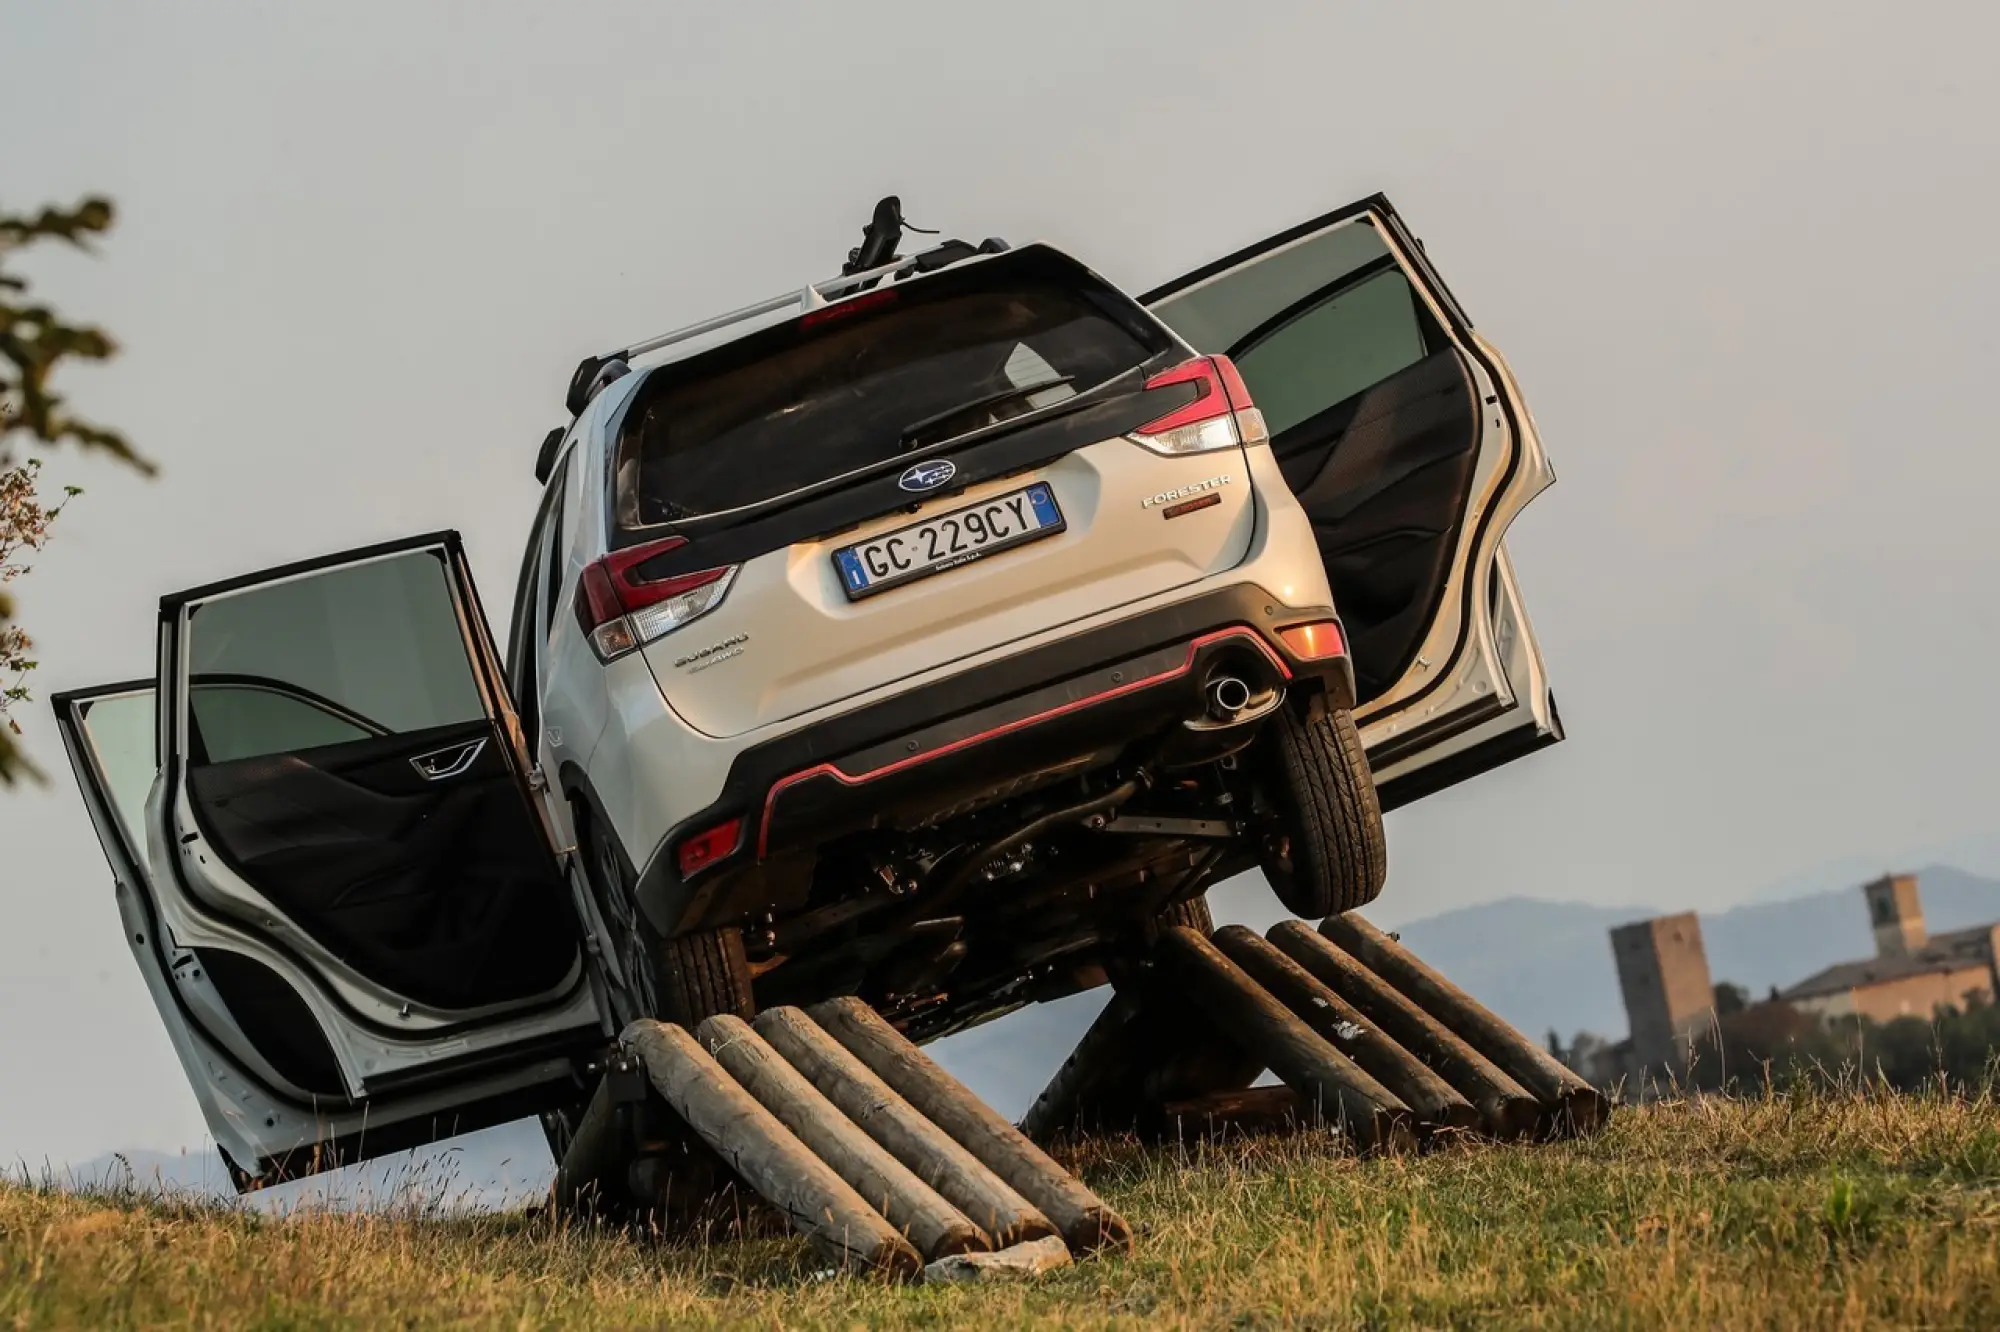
[932,865,2000,1120]
[8,1089,1998,1328]
[48,866,2000,1196]
[1386,864,2000,1044]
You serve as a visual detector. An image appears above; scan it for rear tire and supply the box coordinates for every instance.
[1252,701,1387,919]
[658,927,754,1028]
[581,810,752,1028]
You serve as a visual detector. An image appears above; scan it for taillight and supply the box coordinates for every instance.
[678,817,742,877]
[1278,621,1346,661]
[574,535,738,661]
[1126,354,1269,455]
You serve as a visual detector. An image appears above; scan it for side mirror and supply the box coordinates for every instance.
[534,427,564,485]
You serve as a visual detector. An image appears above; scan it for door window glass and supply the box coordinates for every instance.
[1234,269,1429,436]
[1150,220,1393,352]
[188,683,379,765]
[182,549,484,764]
[77,689,157,855]
[1148,218,1437,436]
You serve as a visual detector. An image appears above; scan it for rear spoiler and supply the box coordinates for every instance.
[563,198,1010,418]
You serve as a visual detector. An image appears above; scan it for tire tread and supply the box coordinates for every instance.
[1261,704,1387,917]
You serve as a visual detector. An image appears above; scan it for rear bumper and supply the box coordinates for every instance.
[635,583,1354,934]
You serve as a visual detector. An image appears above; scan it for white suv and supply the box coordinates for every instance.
[55,193,1560,1188]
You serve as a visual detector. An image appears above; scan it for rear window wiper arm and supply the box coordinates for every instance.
[898,376,1076,451]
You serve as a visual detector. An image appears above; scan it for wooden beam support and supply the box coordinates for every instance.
[808,997,1133,1255]
[696,1015,988,1261]
[1268,922,1541,1139]
[755,1006,1055,1249]
[1160,1085,1307,1138]
[621,1019,922,1280]
[1157,927,1414,1152]
[1210,925,1480,1134]
[1018,991,1155,1143]
[1319,914,1611,1135]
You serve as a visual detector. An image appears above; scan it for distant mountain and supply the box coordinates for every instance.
[1707,864,2000,998]
[1742,832,2000,905]
[1391,897,1662,1043]
[1378,863,2000,1044]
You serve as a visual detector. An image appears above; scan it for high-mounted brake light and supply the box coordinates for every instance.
[1126,355,1268,455]
[574,535,739,661]
[800,287,898,329]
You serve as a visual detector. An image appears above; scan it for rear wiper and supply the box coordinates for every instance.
[899,376,1077,451]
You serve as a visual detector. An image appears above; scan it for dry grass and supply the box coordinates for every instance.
[6,1086,2000,1329]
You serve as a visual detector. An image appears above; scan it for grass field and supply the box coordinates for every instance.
[6,1086,2000,1329]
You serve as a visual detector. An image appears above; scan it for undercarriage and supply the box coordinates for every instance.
[744,646,1317,1041]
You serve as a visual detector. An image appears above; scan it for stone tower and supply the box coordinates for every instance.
[1610,912,1715,1074]
[1864,873,1926,959]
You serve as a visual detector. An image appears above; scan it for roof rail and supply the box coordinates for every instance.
[563,255,922,416]
[563,235,1010,417]
[618,252,913,364]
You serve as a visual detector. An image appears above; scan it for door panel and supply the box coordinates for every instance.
[1274,348,1483,703]
[51,530,610,1189]
[55,682,374,1176]
[1145,195,1560,799]
[163,539,584,1017]
[185,714,577,1010]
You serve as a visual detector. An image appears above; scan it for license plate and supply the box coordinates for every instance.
[833,483,1065,600]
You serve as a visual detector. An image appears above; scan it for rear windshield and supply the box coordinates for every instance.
[613,250,1167,526]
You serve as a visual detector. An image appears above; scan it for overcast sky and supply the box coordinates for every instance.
[4,0,1998,1166]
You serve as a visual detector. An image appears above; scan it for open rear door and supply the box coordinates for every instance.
[1145,194,1562,808]
[52,532,608,1188]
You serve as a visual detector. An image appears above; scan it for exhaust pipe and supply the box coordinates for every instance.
[1206,675,1253,720]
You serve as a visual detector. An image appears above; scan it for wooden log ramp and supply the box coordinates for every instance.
[806,996,1135,1256]
[1316,914,1611,1136]
[576,1003,1132,1283]
[1022,915,1614,1149]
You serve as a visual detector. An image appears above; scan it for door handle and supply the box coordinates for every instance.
[409,737,487,782]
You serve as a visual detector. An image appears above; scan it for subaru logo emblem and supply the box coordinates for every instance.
[898,459,958,493]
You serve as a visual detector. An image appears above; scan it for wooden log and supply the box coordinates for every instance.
[1132,1001,1265,1128]
[620,1019,922,1280]
[1160,1085,1305,1137]
[1211,925,1480,1133]
[1018,982,1265,1145]
[1268,922,1540,1139]
[550,1063,627,1218]
[696,1015,988,1261]
[807,996,1134,1254]
[1018,990,1155,1142]
[1319,913,1611,1135]
[1157,927,1414,1153]
[755,1007,1056,1249]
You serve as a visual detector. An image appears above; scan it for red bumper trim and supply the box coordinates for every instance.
[755,627,1290,858]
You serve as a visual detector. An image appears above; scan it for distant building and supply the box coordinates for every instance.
[1780,874,1998,1022]
[1610,912,1715,1074]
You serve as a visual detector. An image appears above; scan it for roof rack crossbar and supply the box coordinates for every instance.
[617,253,916,362]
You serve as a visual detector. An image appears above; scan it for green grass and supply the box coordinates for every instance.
[7,1086,2000,1329]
